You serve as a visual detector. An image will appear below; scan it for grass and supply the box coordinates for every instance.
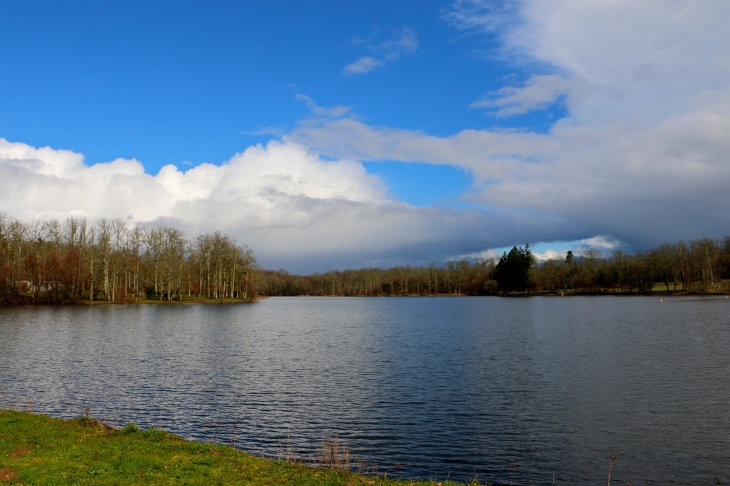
[0,410,466,485]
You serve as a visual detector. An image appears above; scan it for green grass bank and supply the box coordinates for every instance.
[0,410,465,485]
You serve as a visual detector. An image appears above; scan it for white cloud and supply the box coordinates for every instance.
[480,0,730,125]
[454,247,566,263]
[577,236,620,252]
[290,1,730,250]
[449,248,500,262]
[532,236,621,261]
[1,138,569,272]
[343,27,419,75]
[471,74,571,116]
[460,235,622,264]
[240,126,288,137]
[376,27,419,58]
[0,137,384,208]
[443,0,518,34]
[535,237,621,261]
[532,249,567,262]
[343,56,386,75]
[295,94,352,118]
[446,0,730,126]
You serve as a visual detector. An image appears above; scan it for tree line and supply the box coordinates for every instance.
[0,212,257,303]
[3,211,729,302]
[257,237,730,296]
[532,237,730,294]
[258,259,498,297]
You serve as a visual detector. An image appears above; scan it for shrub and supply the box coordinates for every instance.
[120,422,140,434]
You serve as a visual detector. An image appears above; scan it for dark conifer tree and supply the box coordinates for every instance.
[494,244,534,293]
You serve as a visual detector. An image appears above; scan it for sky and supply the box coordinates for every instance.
[1,0,729,272]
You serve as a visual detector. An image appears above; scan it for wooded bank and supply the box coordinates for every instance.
[0,212,257,304]
[257,238,730,297]
[2,211,729,303]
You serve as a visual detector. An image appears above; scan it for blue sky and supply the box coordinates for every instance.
[2,1,729,271]
[0,1,560,169]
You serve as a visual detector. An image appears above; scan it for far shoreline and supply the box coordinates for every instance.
[0,297,260,306]
[2,290,728,306]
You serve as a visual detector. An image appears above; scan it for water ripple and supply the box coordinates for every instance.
[1,296,729,484]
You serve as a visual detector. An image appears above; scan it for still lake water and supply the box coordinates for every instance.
[0,296,728,484]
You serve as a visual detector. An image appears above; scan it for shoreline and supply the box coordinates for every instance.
[0,410,455,485]
[0,297,260,306]
[2,291,729,306]
[262,290,729,297]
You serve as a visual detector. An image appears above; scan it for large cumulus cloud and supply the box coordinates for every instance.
[1,138,572,272]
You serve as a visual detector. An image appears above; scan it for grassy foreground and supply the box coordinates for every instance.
[0,411,459,485]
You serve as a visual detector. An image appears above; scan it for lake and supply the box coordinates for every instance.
[1,296,728,484]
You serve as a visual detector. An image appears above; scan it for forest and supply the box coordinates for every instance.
[0,212,257,303]
[1,211,729,303]
[257,238,730,297]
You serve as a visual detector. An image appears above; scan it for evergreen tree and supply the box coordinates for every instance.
[494,244,534,293]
